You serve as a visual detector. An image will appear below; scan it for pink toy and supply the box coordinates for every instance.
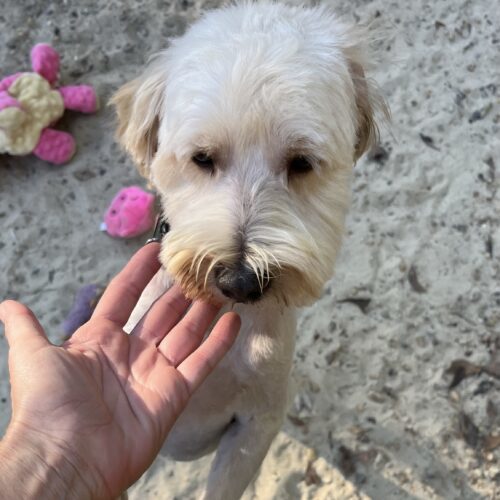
[0,44,98,165]
[103,186,156,238]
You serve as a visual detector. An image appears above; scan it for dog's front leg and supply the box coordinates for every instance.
[202,411,284,500]
[123,267,172,333]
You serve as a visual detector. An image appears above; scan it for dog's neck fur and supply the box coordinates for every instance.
[227,300,297,371]
[125,266,297,373]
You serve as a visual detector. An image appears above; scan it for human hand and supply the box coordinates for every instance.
[0,243,240,499]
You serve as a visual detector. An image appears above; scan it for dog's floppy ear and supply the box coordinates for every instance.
[110,64,165,177]
[345,46,389,162]
[350,61,377,161]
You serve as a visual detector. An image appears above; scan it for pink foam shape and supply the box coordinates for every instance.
[104,187,155,238]
[0,91,21,111]
[33,128,76,164]
[31,44,60,85]
[0,73,22,92]
[59,85,98,113]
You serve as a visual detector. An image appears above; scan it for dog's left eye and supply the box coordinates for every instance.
[288,156,314,175]
[192,152,214,172]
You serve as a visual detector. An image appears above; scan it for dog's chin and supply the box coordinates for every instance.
[196,282,320,309]
[162,247,322,307]
[167,262,322,308]
[172,279,272,307]
[214,288,269,307]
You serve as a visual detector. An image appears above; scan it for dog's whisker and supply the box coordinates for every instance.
[193,252,208,283]
[269,253,282,273]
[205,257,221,289]
[247,251,269,291]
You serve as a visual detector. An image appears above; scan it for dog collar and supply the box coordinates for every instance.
[146,215,170,244]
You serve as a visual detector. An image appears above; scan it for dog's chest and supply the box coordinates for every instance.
[163,306,296,459]
[188,305,296,411]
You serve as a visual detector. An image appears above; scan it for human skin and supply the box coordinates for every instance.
[0,243,240,499]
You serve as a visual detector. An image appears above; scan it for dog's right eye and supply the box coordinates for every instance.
[288,155,314,176]
[192,152,214,172]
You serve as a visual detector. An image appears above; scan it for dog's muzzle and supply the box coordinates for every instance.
[215,263,270,303]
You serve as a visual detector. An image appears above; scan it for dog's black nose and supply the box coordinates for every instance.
[215,264,269,303]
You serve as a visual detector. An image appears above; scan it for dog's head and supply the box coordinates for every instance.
[112,3,387,307]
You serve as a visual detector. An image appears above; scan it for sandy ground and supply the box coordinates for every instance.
[1,0,499,499]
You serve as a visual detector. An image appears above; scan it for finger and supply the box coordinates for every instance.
[177,312,240,393]
[132,284,191,344]
[93,243,161,326]
[0,300,50,351]
[158,301,221,366]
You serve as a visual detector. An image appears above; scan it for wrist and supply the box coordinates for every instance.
[0,422,103,500]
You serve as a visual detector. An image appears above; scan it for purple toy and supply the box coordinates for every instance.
[61,284,101,338]
[103,186,156,238]
[0,44,98,165]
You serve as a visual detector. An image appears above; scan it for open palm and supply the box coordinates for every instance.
[0,243,240,498]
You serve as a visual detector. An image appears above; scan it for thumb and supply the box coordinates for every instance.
[0,300,49,351]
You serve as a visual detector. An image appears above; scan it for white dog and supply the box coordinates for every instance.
[112,2,386,498]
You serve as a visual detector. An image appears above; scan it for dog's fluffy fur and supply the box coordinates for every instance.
[113,2,386,498]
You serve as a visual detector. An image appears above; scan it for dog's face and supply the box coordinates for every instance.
[112,4,386,307]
